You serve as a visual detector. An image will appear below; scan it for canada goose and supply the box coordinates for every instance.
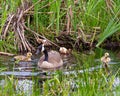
[59,47,72,54]
[14,52,32,61]
[36,44,63,69]
[101,52,111,68]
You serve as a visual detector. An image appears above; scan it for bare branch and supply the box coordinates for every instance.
[24,0,42,14]
[2,14,14,38]
[23,24,60,48]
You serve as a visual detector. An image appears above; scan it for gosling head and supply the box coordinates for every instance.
[59,47,72,54]
[59,47,68,54]
[104,52,109,57]
[36,44,45,55]
[27,52,32,57]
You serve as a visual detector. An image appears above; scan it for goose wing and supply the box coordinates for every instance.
[38,51,63,67]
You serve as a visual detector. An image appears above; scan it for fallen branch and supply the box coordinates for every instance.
[1,0,59,52]
[1,1,35,52]
[23,24,60,48]
[0,52,15,56]
[2,14,14,38]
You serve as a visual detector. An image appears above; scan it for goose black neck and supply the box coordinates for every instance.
[43,49,48,61]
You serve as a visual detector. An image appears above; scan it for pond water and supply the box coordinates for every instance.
[0,49,120,95]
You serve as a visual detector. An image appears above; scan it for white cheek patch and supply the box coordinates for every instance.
[41,45,45,52]
[43,39,46,43]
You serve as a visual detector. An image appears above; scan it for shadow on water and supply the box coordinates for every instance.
[0,49,120,95]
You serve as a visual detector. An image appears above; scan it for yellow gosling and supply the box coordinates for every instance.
[14,52,32,61]
[101,52,111,68]
[59,47,71,54]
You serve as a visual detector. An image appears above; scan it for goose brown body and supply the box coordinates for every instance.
[38,51,63,68]
[36,44,63,69]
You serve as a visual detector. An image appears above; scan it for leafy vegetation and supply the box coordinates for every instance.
[0,0,120,95]
[0,0,120,52]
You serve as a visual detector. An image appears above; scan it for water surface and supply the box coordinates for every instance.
[0,49,120,95]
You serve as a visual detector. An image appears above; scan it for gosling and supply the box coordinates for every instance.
[14,52,32,61]
[59,47,71,54]
[101,52,111,68]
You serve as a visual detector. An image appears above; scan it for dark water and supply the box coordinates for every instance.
[0,49,120,95]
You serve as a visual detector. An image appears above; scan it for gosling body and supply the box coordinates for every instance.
[101,52,111,67]
[14,52,32,61]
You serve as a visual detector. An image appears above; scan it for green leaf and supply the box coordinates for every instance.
[96,14,120,47]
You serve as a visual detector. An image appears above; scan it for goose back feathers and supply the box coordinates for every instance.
[36,44,63,69]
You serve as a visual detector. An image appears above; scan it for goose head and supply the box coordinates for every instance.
[36,44,45,55]
[36,44,48,61]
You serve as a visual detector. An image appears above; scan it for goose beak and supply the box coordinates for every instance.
[36,44,45,55]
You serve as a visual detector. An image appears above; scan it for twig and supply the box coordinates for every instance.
[39,0,56,10]
[23,24,60,48]
[17,10,23,23]
[2,14,14,38]
[24,0,42,14]
[16,24,27,51]
[0,52,15,56]
[25,11,53,15]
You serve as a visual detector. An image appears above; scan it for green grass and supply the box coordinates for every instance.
[96,14,120,47]
[0,0,120,95]
[0,0,120,52]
